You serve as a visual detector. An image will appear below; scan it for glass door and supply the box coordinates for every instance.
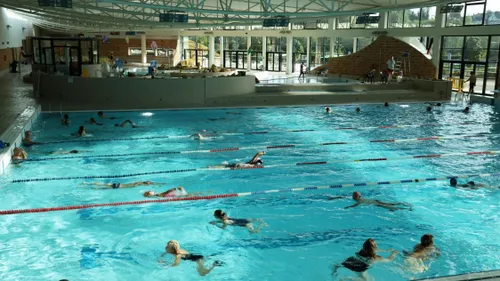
[69,47,81,76]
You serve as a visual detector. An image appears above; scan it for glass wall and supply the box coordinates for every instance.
[332,37,353,57]
[249,37,263,70]
[356,37,375,52]
[293,37,307,72]
[266,37,286,71]
[310,37,330,69]
[337,14,379,29]
[440,35,499,95]
[446,0,500,27]
[389,6,436,28]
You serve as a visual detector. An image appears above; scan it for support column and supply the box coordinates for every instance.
[378,12,388,29]
[431,5,445,69]
[353,38,358,53]
[247,36,251,71]
[286,35,293,74]
[208,36,215,67]
[330,37,335,58]
[306,37,310,72]
[262,36,266,71]
[329,18,336,30]
[219,36,224,68]
[141,34,147,64]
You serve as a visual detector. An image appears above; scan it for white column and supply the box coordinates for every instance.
[378,12,388,29]
[329,18,336,30]
[431,5,445,68]
[208,36,215,67]
[306,36,310,72]
[141,34,147,64]
[262,36,266,71]
[219,36,224,68]
[247,36,251,71]
[330,37,335,58]
[286,35,293,74]
[353,38,358,53]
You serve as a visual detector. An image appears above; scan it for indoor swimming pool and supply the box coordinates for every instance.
[1,103,500,281]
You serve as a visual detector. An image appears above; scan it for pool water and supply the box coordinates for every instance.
[2,103,500,281]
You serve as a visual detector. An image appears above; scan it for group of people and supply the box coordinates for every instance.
[62,111,138,137]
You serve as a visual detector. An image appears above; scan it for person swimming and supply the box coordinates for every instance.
[356,107,361,113]
[208,151,265,169]
[61,114,71,125]
[333,238,398,280]
[404,234,440,274]
[143,186,191,198]
[22,131,44,146]
[160,240,221,276]
[384,102,389,107]
[210,209,267,234]
[12,147,28,163]
[89,118,103,126]
[74,126,86,137]
[97,111,116,119]
[49,149,88,155]
[449,178,488,189]
[82,180,165,189]
[463,107,470,113]
[115,120,137,128]
[325,107,332,113]
[340,191,412,211]
[426,106,432,112]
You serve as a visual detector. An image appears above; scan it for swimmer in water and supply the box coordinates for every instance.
[12,147,28,163]
[384,102,389,107]
[333,238,398,281]
[115,120,137,128]
[97,111,116,119]
[404,234,440,274]
[23,131,44,146]
[449,178,488,189]
[160,240,221,276]
[210,209,267,234]
[208,151,265,169]
[356,107,361,113]
[49,149,89,155]
[75,126,86,137]
[143,186,199,198]
[426,106,432,112]
[89,118,103,126]
[426,102,442,107]
[82,180,165,189]
[463,106,470,113]
[61,114,71,125]
[325,107,332,113]
[340,191,412,211]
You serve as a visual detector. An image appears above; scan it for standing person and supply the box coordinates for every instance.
[465,71,476,96]
[386,56,396,84]
[299,62,306,79]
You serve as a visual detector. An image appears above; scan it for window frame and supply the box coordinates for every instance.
[444,0,500,27]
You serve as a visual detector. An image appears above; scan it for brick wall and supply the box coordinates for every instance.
[99,38,177,65]
[325,35,437,80]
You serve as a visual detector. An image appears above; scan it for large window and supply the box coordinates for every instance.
[464,36,488,62]
[336,14,379,29]
[442,37,464,61]
[356,37,374,51]
[446,0,500,27]
[332,37,353,57]
[486,0,500,24]
[389,7,435,28]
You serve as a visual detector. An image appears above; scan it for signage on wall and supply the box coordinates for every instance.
[159,13,189,23]
[263,17,289,27]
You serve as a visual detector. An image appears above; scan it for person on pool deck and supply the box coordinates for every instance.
[356,107,361,113]
[404,234,440,274]
[342,191,412,211]
[161,240,221,276]
[143,186,198,198]
[83,180,165,189]
[209,151,265,169]
[61,114,71,125]
[449,178,488,189]
[89,118,103,126]
[115,120,137,128]
[12,147,28,163]
[97,111,116,119]
[463,107,470,113]
[210,209,267,234]
[23,131,44,146]
[333,238,398,281]
[326,107,332,113]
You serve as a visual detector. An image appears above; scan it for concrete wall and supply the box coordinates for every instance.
[34,75,256,109]
[0,8,33,49]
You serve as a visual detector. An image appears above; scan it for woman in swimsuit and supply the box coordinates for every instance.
[12,147,28,164]
[404,234,440,274]
[210,209,267,234]
[82,181,165,189]
[161,240,221,276]
[333,238,398,281]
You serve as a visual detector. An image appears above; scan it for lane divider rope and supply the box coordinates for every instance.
[36,122,487,145]
[11,150,500,183]
[2,172,499,216]
[24,133,491,162]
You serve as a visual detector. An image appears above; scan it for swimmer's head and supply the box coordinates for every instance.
[214,209,227,219]
[426,106,432,112]
[202,130,206,132]
[356,108,361,112]
[437,103,442,106]
[98,111,103,117]
[142,181,152,185]
[384,102,389,107]
[143,191,155,197]
[256,159,263,165]
[352,191,361,200]
[176,186,185,192]
[64,114,69,119]
[25,130,32,137]
[78,126,85,136]
[464,107,470,113]
[468,181,475,186]
[166,240,180,254]
[70,150,79,154]
[421,234,434,247]
[361,238,377,258]
[325,107,331,113]
[450,178,458,187]
[90,118,96,123]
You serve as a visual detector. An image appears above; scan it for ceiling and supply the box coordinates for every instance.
[0,0,462,33]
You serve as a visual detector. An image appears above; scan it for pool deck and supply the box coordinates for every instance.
[415,270,500,281]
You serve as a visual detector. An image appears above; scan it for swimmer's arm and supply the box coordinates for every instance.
[344,203,360,209]
[119,183,138,188]
[209,221,227,229]
[328,196,346,201]
[84,182,112,187]
[378,250,399,262]
[172,255,181,266]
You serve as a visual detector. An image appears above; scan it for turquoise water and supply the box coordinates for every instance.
[2,103,500,281]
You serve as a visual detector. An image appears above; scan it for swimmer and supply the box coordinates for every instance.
[74,126,86,137]
[333,238,398,281]
[356,107,361,113]
[208,151,265,169]
[115,120,137,128]
[342,192,412,211]
[426,102,442,107]
[89,118,103,126]
[61,114,71,125]
[12,147,28,163]
[463,106,470,113]
[449,178,488,189]
[326,107,332,113]
[226,112,241,115]
[210,209,267,234]
[143,186,199,198]
[404,234,440,274]
[384,102,389,107]
[160,240,221,276]
[97,111,116,119]
[49,149,88,155]
[82,180,165,189]
[23,131,44,146]
[426,106,432,112]
[207,118,226,121]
